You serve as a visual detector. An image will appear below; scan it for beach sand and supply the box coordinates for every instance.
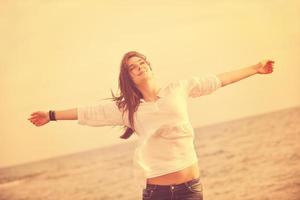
[0,105,299,200]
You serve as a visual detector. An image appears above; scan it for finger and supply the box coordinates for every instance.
[34,122,40,126]
[269,67,273,72]
[31,119,39,124]
[28,116,37,120]
[31,112,40,116]
[267,62,274,67]
[36,121,44,126]
[30,114,38,118]
[30,114,39,118]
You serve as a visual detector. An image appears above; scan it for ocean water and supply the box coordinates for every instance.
[0,106,300,200]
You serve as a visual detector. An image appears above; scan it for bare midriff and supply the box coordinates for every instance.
[146,162,200,185]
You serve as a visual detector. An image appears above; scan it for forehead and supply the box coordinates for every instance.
[127,56,144,67]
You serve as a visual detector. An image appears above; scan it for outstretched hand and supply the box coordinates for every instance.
[28,111,50,127]
[256,60,275,74]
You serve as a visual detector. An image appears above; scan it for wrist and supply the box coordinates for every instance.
[49,110,57,121]
[251,63,260,74]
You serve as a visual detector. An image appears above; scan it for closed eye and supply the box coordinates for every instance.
[129,65,137,71]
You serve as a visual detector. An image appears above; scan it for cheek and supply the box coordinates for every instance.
[130,74,139,82]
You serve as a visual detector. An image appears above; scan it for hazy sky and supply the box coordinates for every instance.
[1,0,299,168]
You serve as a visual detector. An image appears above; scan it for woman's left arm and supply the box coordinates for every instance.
[217,60,275,87]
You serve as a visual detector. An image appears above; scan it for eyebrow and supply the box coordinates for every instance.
[128,58,143,68]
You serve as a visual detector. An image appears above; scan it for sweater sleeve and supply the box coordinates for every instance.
[180,73,222,98]
[77,101,124,127]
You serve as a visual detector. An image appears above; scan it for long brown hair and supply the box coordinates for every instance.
[105,51,152,139]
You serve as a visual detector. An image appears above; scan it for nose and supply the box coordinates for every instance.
[139,66,145,71]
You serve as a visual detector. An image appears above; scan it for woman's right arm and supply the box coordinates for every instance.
[55,108,78,120]
[28,101,125,127]
[28,108,78,127]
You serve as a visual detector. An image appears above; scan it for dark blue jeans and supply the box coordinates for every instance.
[142,177,203,200]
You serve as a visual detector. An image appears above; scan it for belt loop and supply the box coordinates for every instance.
[184,181,189,188]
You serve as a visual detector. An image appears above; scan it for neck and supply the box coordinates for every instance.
[136,78,160,102]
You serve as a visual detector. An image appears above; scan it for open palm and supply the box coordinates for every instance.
[28,111,50,127]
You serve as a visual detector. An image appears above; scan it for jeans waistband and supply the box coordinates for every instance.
[146,177,201,190]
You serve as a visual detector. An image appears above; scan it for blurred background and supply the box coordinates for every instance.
[1,0,299,169]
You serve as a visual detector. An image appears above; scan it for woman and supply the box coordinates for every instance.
[28,51,274,200]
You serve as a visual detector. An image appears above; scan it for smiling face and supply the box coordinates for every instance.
[127,56,153,85]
